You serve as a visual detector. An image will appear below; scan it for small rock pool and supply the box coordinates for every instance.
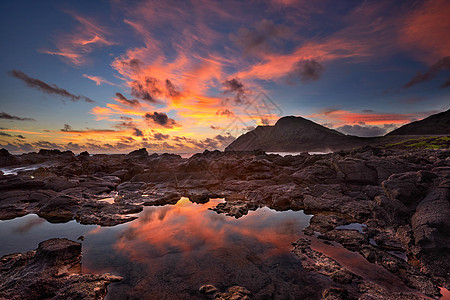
[0,198,321,299]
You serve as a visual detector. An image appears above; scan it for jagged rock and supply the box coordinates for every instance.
[199,284,218,295]
[322,287,348,300]
[37,195,81,223]
[292,238,360,284]
[214,286,252,300]
[0,238,122,300]
[411,187,450,250]
[333,158,378,185]
[382,172,426,206]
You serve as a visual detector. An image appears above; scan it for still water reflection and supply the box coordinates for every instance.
[1,198,320,299]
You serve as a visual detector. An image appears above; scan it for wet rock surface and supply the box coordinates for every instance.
[0,238,122,300]
[0,146,449,298]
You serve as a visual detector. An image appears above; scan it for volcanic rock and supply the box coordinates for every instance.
[0,238,122,300]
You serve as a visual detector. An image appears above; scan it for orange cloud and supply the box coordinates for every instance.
[83,74,118,86]
[113,199,307,266]
[41,10,115,65]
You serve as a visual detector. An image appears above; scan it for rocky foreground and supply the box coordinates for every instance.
[0,146,449,299]
[0,238,122,299]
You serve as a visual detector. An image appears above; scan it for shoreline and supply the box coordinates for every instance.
[0,146,449,299]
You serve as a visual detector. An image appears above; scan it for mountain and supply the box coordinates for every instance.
[225,116,364,152]
[225,109,450,152]
[387,108,450,135]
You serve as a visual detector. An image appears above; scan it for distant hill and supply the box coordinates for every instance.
[225,109,450,152]
[387,108,450,135]
[225,116,363,152]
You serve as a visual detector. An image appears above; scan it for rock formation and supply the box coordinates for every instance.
[0,238,122,299]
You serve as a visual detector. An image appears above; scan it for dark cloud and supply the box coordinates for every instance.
[441,78,450,88]
[336,124,387,137]
[33,141,61,150]
[0,132,26,140]
[192,134,236,150]
[260,118,270,125]
[216,109,234,118]
[165,80,181,98]
[404,56,450,88]
[65,142,81,151]
[133,128,144,137]
[113,116,137,129]
[131,76,182,103]
[162,141,175,150]
[61,124,73,132]
[230,19,290,56]
[0,112,35,121]
[9,70,94,103]
[120,136,135,143]
[115,92,141,107]
[210,125,221,130]
[60,124,117,133]
[144,112,179,128]
[0,132,13,137]
[114,121,137,129]
[131,77,163,103]
[223,78,248,104]
[172,136,188,142]
[362,109,374,113]
[288,59,324,83]
[129,59,143,70]
[0,143,20,152]
[154,133,169,140]
[142,141,160,149]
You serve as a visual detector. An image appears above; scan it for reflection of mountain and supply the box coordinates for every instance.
[225,109,450,152]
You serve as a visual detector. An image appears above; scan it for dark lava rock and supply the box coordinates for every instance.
[322,287,348,300]
[0,238,122,300]
[37,195,81,223]
[382,172,427,206]
[199,284,218,295]
[127,147,148,157]
[214,286,252,300]
[333,158,378,185]
[0,148,17,166]
[411,187,450,250]
[78,151,90,157]
[292,238,360,284]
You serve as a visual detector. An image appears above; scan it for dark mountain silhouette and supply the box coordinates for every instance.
[225,116,364,152]
[225,109,450,152]
[387,108,450,135]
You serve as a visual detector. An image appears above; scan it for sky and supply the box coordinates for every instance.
[0,0,449,154]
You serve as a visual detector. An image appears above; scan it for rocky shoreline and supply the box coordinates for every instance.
[0,146,449,299]
[0,238,122,299]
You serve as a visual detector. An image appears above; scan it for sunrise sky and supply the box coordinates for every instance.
[1,0,449,153]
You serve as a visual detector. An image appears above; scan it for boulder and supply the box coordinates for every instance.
[382,172,426,206]
[37,195,80,223]
[333,158,378,185]
[0,238,122,300]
